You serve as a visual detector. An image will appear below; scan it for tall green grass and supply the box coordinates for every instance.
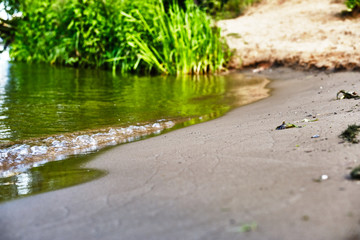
[119,0,229,74]
[9,0,230,75]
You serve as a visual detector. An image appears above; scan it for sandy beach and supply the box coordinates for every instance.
[1,68,360,240]
[219,0,360,70]
[1,0,360,239]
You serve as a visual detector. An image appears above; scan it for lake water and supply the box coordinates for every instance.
[0,52,270,202]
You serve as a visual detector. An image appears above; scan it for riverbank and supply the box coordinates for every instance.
[1,68,360,240]
[219,0,360,70]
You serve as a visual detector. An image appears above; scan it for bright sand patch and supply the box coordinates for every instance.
[219,0,360,69]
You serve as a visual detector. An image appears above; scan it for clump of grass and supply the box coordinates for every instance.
[339,124,360,143]
[350,166,360,179]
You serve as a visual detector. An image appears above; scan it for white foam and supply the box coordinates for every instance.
[0,119,179,176]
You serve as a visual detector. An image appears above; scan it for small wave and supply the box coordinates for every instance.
[0,119,177,177]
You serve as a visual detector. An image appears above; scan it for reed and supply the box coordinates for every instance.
[117,0,230,74]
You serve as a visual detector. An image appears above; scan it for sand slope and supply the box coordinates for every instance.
[219,0,360,70]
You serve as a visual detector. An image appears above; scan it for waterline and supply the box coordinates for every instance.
[0,62,271,201]
[0,119,178,177]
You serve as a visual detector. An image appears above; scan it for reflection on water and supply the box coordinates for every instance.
[0,63,232,142]
[0,60,270,202]
[0,153,105,202]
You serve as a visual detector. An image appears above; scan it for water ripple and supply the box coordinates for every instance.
[0,119,176,177]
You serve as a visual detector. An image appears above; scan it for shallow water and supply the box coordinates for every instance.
[0,54,270,202]
[0,154,105,202]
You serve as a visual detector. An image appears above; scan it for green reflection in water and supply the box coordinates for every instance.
[0,62,270,203]
[0,63,235,143]
[0,153,105,202]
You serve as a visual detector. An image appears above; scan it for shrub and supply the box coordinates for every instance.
[10,0,138,71]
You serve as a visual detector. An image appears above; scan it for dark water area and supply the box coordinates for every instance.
[0,53,270,202]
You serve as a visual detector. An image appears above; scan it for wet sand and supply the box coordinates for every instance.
[1,68,360,240]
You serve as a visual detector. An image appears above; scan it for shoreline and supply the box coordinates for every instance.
[1,67,360,239]
[0,72,270,182]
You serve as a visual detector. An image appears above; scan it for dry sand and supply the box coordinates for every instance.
[1,68,360,240]
[219,0,360,70]
[2,1,360,239]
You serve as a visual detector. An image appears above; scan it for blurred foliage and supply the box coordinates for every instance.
[8,0,230,75]
[0,0,21,52]
[197,0,260,19]
[11,0,134,69]
[0,0,20,15]
[345,0,360,10]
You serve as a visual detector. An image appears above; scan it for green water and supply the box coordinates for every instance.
[0,58,270,202]
[0,63,229,142]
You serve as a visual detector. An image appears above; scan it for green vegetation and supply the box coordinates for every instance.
[339,124,360,143]
[345,0,360,11]
[0,0,19,14]
[239,222,258,232]
[197,0,260,19]
[350,165,360,180]
[7,0,230,75]
[0,0,21,52]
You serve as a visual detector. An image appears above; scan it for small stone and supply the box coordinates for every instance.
[321,175,329,181]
